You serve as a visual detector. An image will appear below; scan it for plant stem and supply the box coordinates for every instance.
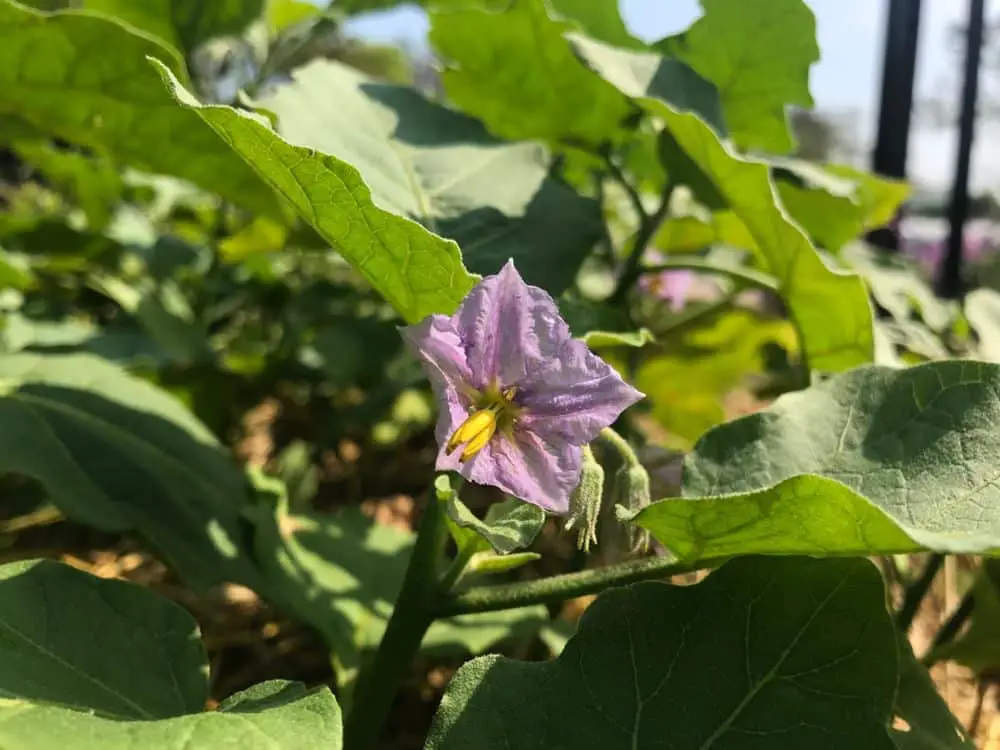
[922,587,975,667]
[596,426,641,467]
[343,493,449,750]
[609,182,676,303]
[896,553,945,632]
[437,553,727,616]
[639,258,779,292]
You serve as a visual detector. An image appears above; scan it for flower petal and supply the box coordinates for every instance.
[455,259,571,389]
[518,337,644,444]
[458,430,580,513]
[400,314,473,468]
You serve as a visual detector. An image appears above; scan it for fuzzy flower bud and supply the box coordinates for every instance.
[564,447,604,551]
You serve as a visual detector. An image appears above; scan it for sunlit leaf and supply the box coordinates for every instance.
[0,0,284,217]
[428,0,631,145]
[428,556,898,749]
[659,0,819,153]
[571,34,874,371]
[155,60,477,322]
[0,680,343,750]
[438,475,546,555]
[81,0,265,56]
[256,59,601,293]
[633,360,1000,558]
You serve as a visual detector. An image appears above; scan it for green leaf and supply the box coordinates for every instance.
[633,360,1000,559]
[429,0,631,145]
[893,637,974,749]
[571,34,874,372]
[249,482,547,678]
[0,352,264,590]
[442,484,547,555]
[0,558,207,718]
[634,308,797,447]
[0,680,343,750]
[427,556,898,749]
[466,550,541,576]
[772,160,864,253]
[258,59,600,294]
[0,250,35,291]
[0,1,283,217]
[660,0,819,153]
[559,298,653,349]
[965,288,1000,361]
[826,164,910,232]
[11,141,123,230]
[81,0,264,56]
[154,61,477,322]
[267,0,319,33]
[548,0,641,49]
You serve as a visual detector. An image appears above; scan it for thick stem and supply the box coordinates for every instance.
[896,553,945,632]
[609,182,676,303]
[438,553,726,616]
[343,493,449,750]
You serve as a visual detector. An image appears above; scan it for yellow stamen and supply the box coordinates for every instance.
[446,408,498,460]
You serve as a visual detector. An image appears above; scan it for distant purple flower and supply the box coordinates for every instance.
[640,269,695,311]
[402,260,643,513]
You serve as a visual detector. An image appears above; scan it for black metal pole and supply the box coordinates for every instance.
[937,0,986,298]
[869,0,923,251]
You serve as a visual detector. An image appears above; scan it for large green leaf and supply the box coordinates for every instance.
[154,62,476,322]
[633,360,1000,559]
[660,0,818,153]
[0,352,263,590]
[0,0,283,218]
[0,680,343,750]
[427,556,898,749]
[0,558,342,749]
[548,0,640,49]
[82,0,264,56]
[0,559,207,718]
[571,34,874,371]
[249,482,547,680]
[257,59,602,293]
[428,0,631,145]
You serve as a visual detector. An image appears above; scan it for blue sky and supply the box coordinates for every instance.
[344,1,996,192]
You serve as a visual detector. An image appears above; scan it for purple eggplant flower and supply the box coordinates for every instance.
[402,260,643,513]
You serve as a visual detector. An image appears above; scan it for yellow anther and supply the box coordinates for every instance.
[446,408,498,460]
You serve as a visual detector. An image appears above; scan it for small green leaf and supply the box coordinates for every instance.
[0,680,342,750]
[660,0,819,153]
[429,0,631,145]
[0,352,264,590]
[0,0,284,218]
[257,59,601,294]
[571,34,874,372]
[0,559,207,718]
[154,60,477,322]
[81,0,264,56]
[427,556,898,749]
[445,492,547,555]
[466,550,541,576]
[633,360,1000,558]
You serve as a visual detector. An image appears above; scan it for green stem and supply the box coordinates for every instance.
[596,426,641,468]
[609,182,677,303]
[437,554,727,616]
[639,258,779,292]
[343,493,449,750]
[895,553,945,632]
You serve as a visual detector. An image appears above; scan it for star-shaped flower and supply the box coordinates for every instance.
[402,260,643,513]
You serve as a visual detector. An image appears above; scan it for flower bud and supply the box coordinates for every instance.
[564,447,604,551]
[613,463,652,553]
